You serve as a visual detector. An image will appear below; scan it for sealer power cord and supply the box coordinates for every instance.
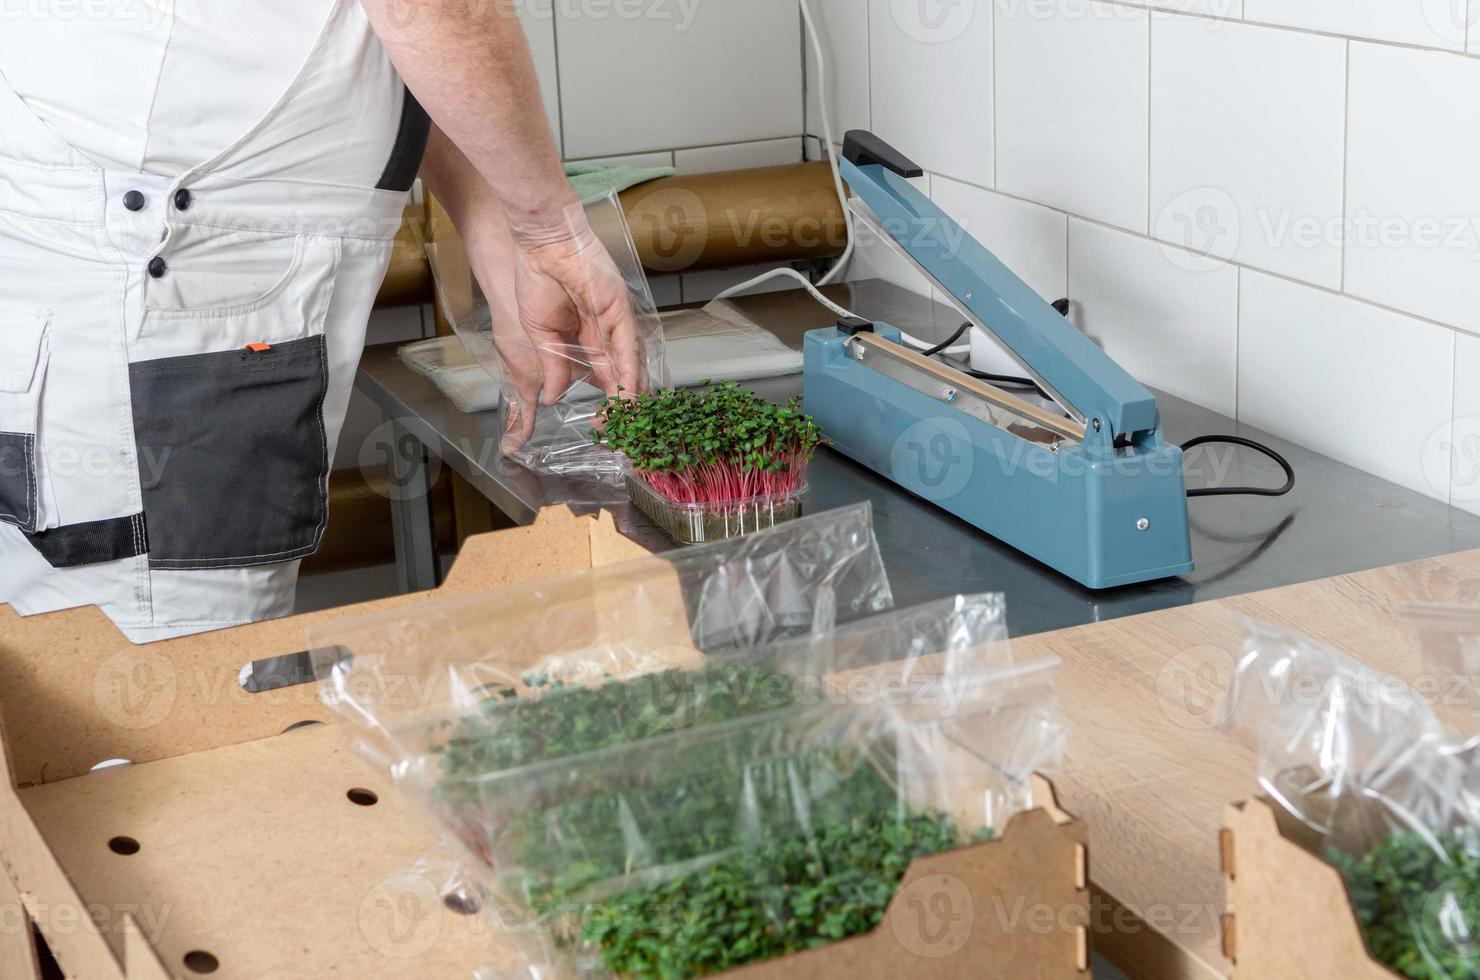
[1179,435,1295,499]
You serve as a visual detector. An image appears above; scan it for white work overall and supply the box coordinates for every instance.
[0,0,427,642]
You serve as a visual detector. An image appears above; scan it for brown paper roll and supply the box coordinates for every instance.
[375,162,847,311]
[374,203,432,308]
[620,161,847,275]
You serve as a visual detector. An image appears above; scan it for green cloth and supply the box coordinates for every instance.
[564,161,676,201]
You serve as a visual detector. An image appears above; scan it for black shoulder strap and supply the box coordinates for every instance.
[375,86,432,192]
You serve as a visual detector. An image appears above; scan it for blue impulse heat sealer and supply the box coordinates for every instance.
[803,131,1194,589]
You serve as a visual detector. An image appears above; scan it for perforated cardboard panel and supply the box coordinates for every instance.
[0,509,649,979]
[0,508,1088,979]
[1222,799,1400,980]
[0,508,650,788]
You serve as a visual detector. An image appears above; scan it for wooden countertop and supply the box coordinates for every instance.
[1013,547,1480,978]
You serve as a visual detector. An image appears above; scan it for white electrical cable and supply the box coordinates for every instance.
[800,0,855,286]
[736,267,856,320]
[715,0,855,304]
[713,0,972,360]
[719,266,972,356]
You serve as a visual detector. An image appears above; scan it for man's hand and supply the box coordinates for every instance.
[452,202,544,454]
[476,212,647,454]
[419,128,647,455]
[511,212,645,407]
[363,0,652,456]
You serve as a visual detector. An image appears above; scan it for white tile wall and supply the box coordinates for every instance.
[566,151,675,170]
[818,0,1480,502]
[805,0,871,140]
[556,0,802,159]
[1242,0,1468,51]
[1068,220,1240,416]
[512,4,818,194]
[995,0,1150,233]
[674,139,803,175]
[848,173,937,303]
[1452,334,1480,514]
[1130,0,1242,14]
[850,219,936,303]
[803,136,834,163]
[1238,271,1456,500]
[868,0,994,185]
[497,0,1480,504]
[931,177,1068,301]
[1345,43,1480,334]
[1150,16,1346,287]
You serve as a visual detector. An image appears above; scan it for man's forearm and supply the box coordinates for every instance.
[419,124,525,291]
[419,125,497,238]
[362,0,574,239]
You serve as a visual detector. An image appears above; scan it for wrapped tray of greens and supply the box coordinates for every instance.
[312,510,1064,978]
[1223,623,1480,980]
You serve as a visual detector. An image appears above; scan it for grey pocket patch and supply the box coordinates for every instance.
[0,431,37,533]
[129,335,329,570]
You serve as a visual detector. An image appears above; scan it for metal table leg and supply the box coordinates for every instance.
[384,417,442,592]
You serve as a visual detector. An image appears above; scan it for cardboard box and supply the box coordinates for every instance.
[0,508,1090,979]
[1220,798,1399,979]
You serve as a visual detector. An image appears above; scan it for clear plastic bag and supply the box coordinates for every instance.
[660,302,803,386]
[1404,603,1480,733]
[321,598,1062,979]
[1221,622,1480,979]
[313,503,890,767]
[313,507,1066,978]
[398,335,503,413]
[426,190,666,481]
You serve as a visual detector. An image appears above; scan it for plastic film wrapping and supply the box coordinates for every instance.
[426,191,666,483]
[313,509,1068,978]
[313,504,890,770]
[1222,621,1480,979]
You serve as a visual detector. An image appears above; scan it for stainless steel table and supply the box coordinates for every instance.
[355,280,1480,637]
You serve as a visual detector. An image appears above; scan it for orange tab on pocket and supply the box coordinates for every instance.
[245,342,272,353]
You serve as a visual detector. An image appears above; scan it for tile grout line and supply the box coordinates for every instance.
[934,173,1476,343]
[1064,211,1072,303]
[991,0,999,189]
[1146,7,1153,237]
[567,136,807,166]
[867,0,875,131]
[1339,40,1351,294]
[1451,331,1460,508]
[1101,0,1477,59]
[799,3,809,149]
[1234,266,1242,422]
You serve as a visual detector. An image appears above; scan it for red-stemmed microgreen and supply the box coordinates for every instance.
[592,383,824,505]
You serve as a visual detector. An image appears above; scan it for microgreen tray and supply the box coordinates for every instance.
[625,470,806,545]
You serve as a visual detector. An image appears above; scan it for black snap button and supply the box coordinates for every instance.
[147,256,168,279]
[173,188,192,211]
[122,190,146,212]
